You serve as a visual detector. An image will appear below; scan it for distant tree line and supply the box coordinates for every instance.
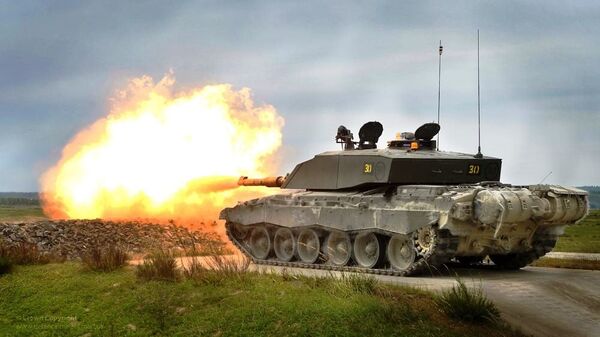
[578,186,599,209]
[0,198,40,206]
[0,193,40,206]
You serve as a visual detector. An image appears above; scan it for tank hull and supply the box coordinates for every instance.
[220,184,588,276]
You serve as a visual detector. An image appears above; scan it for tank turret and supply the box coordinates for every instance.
[239,122,502,191]
[220,121,588,276]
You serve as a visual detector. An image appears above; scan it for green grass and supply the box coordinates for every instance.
[81,246,129,272]
[531,257,600,270]
[136,251,180,282]
[435,278,500,323]
[554,209,600,253]
[0,205,47,221]
[0,263,524,337]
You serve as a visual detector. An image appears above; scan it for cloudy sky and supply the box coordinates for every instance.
[1,1,599,191]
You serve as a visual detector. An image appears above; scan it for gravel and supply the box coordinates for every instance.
[0,219,224,259]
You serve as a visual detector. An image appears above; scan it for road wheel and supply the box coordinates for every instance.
[353,232,384,268]
[297,229,321,263]
[325,231,352,266]
[230,223,250,240]
[274,228,295,262]
[248,226,271,260]
[387,234,416,271]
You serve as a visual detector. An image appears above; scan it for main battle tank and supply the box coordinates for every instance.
[220,122,589,276]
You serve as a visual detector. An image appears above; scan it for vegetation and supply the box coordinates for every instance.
[0,256,12,275]
[554,209,600,253]
[531,257,600,270]
[0,192,40,206]
[579,186,600,209]
[0,192,40,199]
[0,241,62,266]
[182,254,250,286]
[0,193,45,221]
[435,278,500,324]
[0,240,65,276]
[0,263,524,337]
[136,250,180,282]
[81,245,129,272]
[0,205,46,221]
[330,272,379,296]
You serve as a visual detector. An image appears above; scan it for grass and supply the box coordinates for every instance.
[182,254,250,286]
[0,205,47,221]
[0,241,62,265]
[531,257,600,270]
[0,263,525,337]
[0,240,66,276]
[554,209,600,253]
[330,272,379,296]
[136,250,180,282]
[81,246,129,272]
[436,278,500,324]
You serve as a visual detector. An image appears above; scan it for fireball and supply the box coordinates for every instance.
[40,72,284,226]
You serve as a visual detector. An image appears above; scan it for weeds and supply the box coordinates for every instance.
[183,254,250,286]
[136,250,179,282]
[0,242,13,275]
[292,273,333,289]
[436,277,500,323]
[0,241,60,266]
[10,242,51,264]
[0,256,12,275]
[280,270,379,296]
[280,268,297,281]
[205,254,250,275]
[81,245,129,272]
[328,272,379,296]
[169,221,230,256]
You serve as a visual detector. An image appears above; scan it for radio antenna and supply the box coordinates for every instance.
[539,171,553,184]
[436,41,443,150]
[474,30,483,158]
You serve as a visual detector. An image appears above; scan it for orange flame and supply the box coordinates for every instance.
[40,72,284,227]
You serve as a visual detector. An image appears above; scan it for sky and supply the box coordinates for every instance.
[1,0,599,191]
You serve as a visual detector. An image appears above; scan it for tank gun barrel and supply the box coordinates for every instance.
[238,176,285,187]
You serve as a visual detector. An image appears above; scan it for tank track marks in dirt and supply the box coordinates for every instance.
[220,184,588,276]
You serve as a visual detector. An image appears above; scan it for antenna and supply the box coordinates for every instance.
[539,171,553,184]
[436,41,443,150]
[474,30,483,159]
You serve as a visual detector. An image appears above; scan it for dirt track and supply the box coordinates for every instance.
[251,264,600,337]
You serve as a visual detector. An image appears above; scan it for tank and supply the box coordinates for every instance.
[220,121,589,276]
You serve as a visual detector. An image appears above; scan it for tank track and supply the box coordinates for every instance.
[225,222,459,277]
[489,232,558,270]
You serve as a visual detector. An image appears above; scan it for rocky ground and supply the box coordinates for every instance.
[0,219,225,259]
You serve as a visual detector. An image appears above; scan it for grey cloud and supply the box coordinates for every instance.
[0,1,599,190]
